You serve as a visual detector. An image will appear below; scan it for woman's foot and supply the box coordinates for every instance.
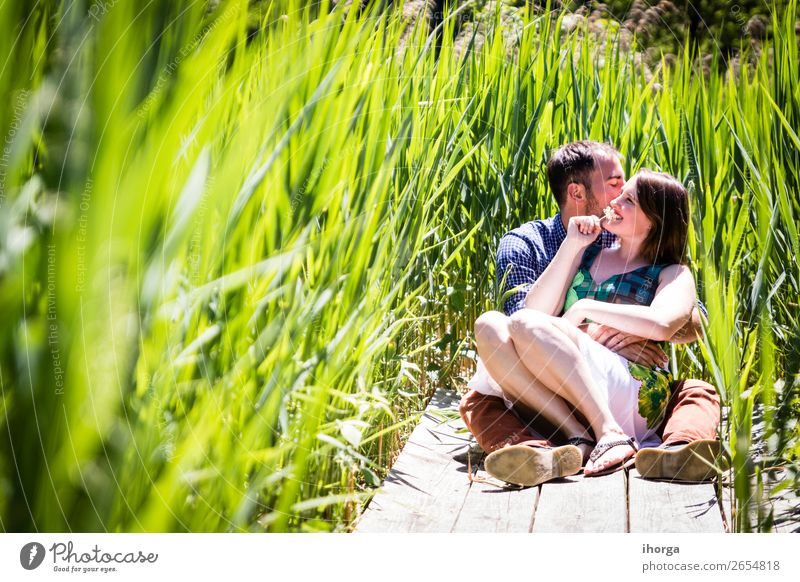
[584,432,637,476]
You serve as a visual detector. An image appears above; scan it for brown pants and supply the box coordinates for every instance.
[459,379,721,453]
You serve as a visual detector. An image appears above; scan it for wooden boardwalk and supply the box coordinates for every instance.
[356,388,730,533]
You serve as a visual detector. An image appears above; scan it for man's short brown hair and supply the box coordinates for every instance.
[547,141,620,207]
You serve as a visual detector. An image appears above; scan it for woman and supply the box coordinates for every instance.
[473,169,695,478]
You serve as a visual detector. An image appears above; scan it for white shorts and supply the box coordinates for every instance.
[467,331,661,448]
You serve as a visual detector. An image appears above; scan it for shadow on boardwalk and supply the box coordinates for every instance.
[356,388,768,533]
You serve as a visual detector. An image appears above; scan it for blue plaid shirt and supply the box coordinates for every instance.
[497,213,616,315]
[496,213,707,318]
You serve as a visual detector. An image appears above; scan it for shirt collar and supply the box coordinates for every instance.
[553,213,568,241]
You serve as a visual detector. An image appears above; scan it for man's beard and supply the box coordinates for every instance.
[585,191,603,217]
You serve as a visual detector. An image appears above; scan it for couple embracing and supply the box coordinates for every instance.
[460,141,726,486]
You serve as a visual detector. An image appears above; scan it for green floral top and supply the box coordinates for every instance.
[563,244,673,430]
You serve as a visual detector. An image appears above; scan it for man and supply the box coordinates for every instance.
[460,140,723,486]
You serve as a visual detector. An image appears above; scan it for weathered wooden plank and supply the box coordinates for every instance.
[355,452,471,532]
[722,475,800,533]
[532,470,627,532]
[355,389,476,533]
[628,468,724,533]
[452,471,539,533]
[767,494,800,533]
[759,469,800,533]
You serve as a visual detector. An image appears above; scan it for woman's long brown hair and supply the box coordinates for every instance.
[635,170,690,265]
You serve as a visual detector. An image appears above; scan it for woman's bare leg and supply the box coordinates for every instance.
[475,311,592,449]
[506,310,636,475]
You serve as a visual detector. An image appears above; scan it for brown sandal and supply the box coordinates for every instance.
[566,436,596,448]
[586,436,637,477]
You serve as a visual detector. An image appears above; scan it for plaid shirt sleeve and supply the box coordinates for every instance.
[496,233,547,316]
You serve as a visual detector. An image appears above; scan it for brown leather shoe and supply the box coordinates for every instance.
[484,444,582,487]
[635,439,729,481]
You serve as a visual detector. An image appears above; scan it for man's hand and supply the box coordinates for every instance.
[583,323,668,368]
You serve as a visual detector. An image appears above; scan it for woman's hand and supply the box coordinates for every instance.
[565,216,602,252]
